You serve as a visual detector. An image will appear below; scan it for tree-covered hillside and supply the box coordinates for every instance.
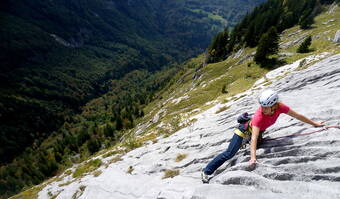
[0,0,263,164]
[207,0,339,64]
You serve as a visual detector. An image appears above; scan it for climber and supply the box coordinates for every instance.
[201,89,324,183]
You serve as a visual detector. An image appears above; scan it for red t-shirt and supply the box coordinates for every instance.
[251,103,290,131]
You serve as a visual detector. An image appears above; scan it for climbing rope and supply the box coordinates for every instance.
[264,126,340,141]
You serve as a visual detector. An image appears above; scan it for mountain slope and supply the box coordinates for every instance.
[0,0,267,198]
[0,0,264,164]
[35,50,340,199]
[12,4,340,199]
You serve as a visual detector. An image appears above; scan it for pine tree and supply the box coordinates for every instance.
[299,0,319,29]
[87,137,101,154]
[297,36,312,53]
[299,13,314,29]
[104,123,114,138]
[245,23,257,47]
[280,11,295,30]
[254,26,279,65]
[207,29,229,63]
[115,116,123,130]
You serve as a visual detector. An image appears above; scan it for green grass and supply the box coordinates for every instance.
[10,186,43,199]
[108,156,123,164]
[162,169,180,179]
[188,8,227,23]
[73,159,102,178]
[65,169,73,175]
[215,106,230,114]
[136,133,159,144]
[93,170,103,177]
[58,180,76,187]
[175,154,188,162]
[102,149,127,158]
[122,137,144,151]
[10,177,57,199]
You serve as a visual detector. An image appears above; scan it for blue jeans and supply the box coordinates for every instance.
[204,133,243,175]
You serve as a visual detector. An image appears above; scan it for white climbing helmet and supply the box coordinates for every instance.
[259,89,279,107]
